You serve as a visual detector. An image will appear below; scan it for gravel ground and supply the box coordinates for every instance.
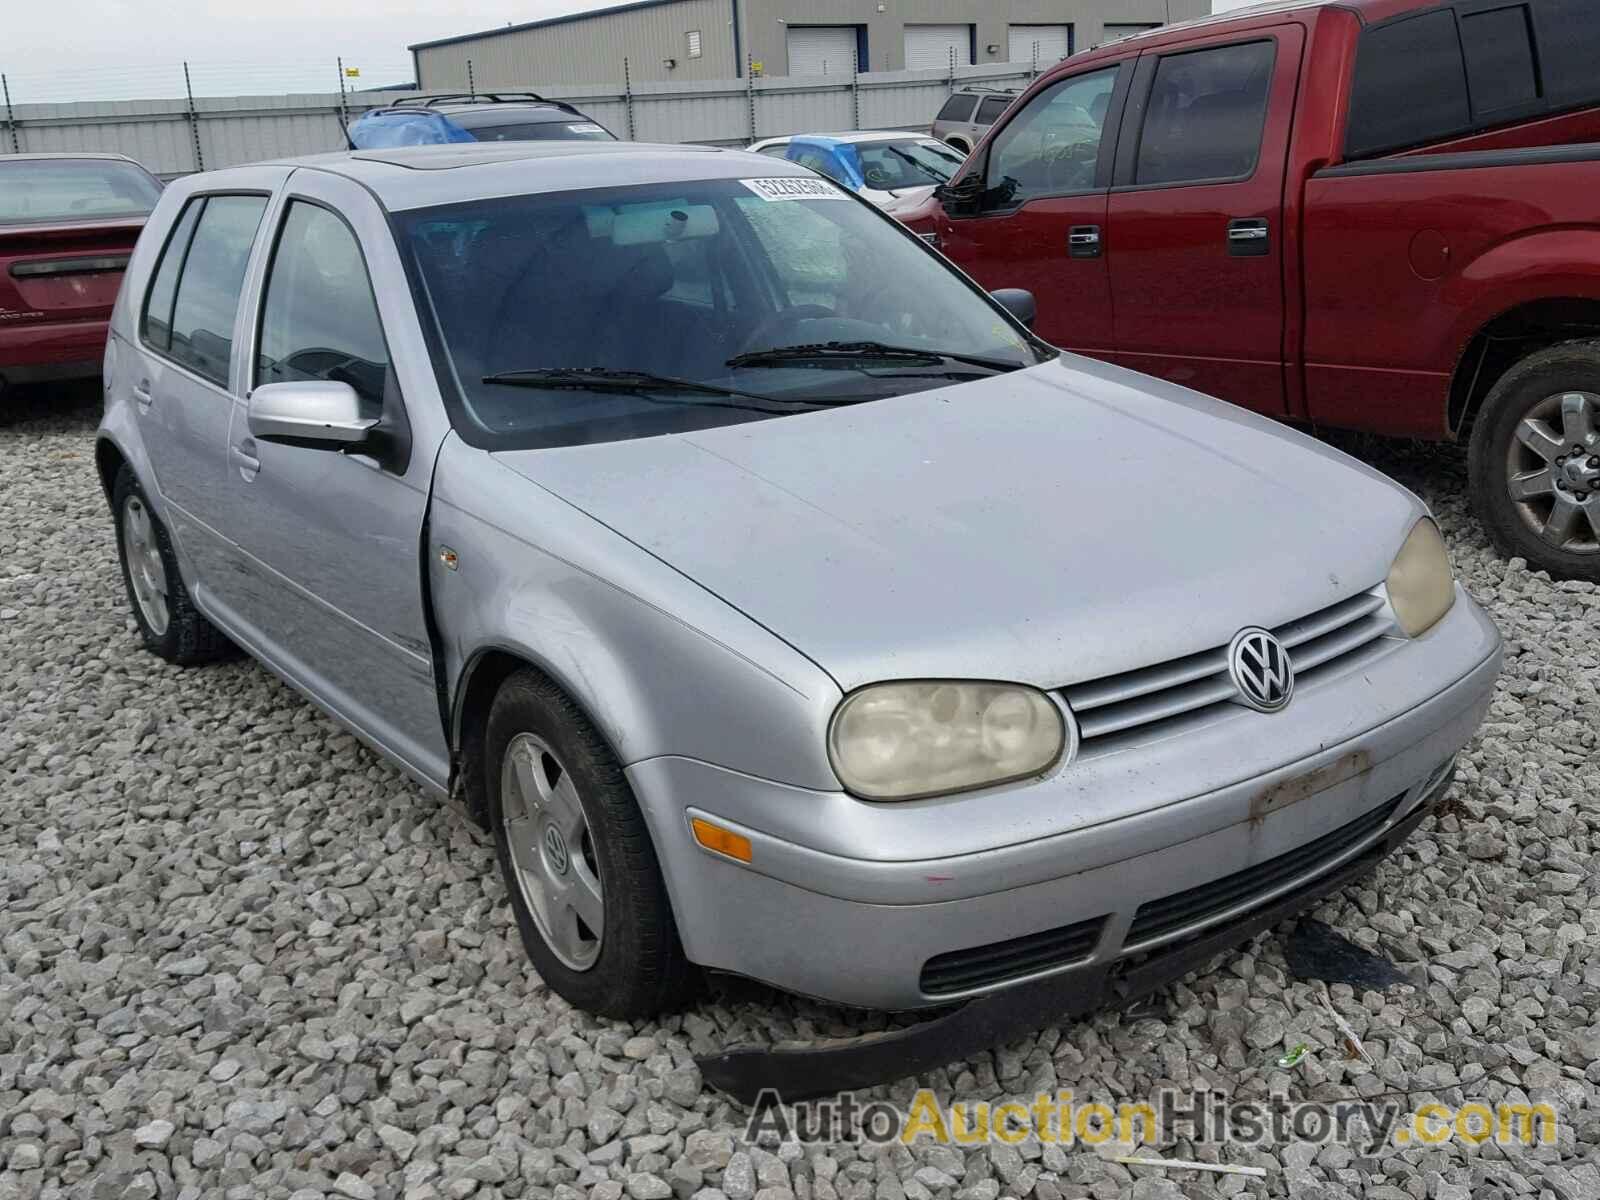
[1,385,1596,1200]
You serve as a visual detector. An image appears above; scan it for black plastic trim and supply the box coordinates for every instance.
[1316,139,1600,178]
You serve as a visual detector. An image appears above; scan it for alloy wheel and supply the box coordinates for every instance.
[499,732,604,970]
[122,496,171,636]
[1505,391,1600,553]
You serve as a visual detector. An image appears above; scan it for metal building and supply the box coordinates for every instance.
[410,0,1209,90]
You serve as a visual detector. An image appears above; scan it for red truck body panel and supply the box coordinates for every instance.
[923,0,1600,442]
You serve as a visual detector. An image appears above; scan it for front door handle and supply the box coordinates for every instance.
[1228,218,1270,257]
[1068,225,1102,259]
[230,442,261,479]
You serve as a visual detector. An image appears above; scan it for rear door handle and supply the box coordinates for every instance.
[132,379,153,407]
[1068,225,1102,259]
[1228,218,1270,257]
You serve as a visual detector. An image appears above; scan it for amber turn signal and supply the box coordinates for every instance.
[691,817,752,863]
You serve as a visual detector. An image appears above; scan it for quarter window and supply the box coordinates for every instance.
[141,199,203,353]
[986,67,1118,204]
[256,201,389,411]
[1134,40,1275,186]
[164,195,268,386]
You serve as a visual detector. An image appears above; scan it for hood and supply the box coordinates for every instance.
[876,184,939,214]
[494,357,1423,693]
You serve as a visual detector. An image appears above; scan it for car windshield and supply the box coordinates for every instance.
[854,138,966,189]
[466,120,615,142]
[397,177,1043,449]
[0,159,161,224]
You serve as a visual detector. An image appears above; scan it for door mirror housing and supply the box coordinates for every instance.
[247,381,377,448]
[990,288,1037,329]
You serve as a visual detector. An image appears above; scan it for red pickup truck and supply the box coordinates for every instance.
[913,0,1600,581]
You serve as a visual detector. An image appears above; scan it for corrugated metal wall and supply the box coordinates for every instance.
[1,63,1041,175]
[414,0,736,90]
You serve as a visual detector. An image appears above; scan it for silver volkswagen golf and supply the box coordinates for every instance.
[98,142,1500,1090]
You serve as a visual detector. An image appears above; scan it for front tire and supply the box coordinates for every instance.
[1468,340,1600,583]
[485,669,699,1018]
[112,466,232,664]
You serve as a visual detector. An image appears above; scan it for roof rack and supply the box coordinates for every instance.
[953,84,1023,94]
[384,92,553,109]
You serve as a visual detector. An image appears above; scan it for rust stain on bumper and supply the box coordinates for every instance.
[1250,748,1372,827]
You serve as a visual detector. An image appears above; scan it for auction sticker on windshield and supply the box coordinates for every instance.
[741,177,848,201]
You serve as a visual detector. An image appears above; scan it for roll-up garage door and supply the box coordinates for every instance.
[785,26,858,76]
[1008,24,1073,65]
[905,24,972,71]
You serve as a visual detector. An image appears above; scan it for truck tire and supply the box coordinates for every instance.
[1469,340,1600,583]
[112,465,234,664]
[485,668,699,1018]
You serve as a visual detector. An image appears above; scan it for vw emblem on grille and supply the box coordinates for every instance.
[543,825,571,875]
[1228,627,1294,713]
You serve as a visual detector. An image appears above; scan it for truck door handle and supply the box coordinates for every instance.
[230,442,261,478]
[1068,225,1102,259]
[1228,218,1270,257]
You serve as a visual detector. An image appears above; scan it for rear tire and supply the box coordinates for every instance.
[485,668,699,1018]
[1468,340,1600,582]
[112,466,233,664]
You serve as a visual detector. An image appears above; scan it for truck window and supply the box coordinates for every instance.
[1346,10,1471,158]
[1459,5,1538,115]
[1134,40,1275,186]
[985,67,1118,204]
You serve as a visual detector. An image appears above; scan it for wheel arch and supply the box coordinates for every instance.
[95,436,130,506]
[450,644,621,830]
[1448,296,1600,438]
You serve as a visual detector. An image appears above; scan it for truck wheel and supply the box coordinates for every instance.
[112,466,233,664]
[485,668,699,1018]
[1469,340,1600,582]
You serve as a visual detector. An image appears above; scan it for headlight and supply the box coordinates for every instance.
[827,681,1066,800]
[1387,518,1456,637]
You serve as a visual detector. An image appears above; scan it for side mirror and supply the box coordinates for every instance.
[247,381,377,448]
[990,288,1037,330]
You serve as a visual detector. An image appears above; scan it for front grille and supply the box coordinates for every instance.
[920,915,1106,996]
[1123,791,1407,950]
[1062,591,1394,755]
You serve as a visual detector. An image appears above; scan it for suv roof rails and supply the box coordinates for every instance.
[384,91,555,109]
[954,84,1023,95]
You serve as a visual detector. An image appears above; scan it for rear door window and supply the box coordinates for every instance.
[164,195,268,386]
[1459,5,1538,115]
[1134,40,1276,186]
[936,94,977,123]
[141,200,204,353]
[976,96,1012,125]
[256,200,389,410]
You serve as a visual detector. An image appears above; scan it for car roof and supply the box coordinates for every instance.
[250,142,819,212]
[421,103,575,123]
[754,130,938,147]
[0,152,142,164]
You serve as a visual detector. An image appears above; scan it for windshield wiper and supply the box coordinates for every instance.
[480,366,858,413]
[727,341,1026,373]
[884,145,949,184]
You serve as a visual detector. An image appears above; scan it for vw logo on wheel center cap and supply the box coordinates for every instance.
[1228,627,1294,713]
[542,825,571,875]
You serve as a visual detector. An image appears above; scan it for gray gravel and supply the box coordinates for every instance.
[2,387,1596,1200]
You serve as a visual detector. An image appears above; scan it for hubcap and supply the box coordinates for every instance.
[499,733,603,971]
[121,496,170,636]
[1505,391,1600,553]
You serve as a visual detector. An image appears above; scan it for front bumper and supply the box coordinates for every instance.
[629,593,1501,1012]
